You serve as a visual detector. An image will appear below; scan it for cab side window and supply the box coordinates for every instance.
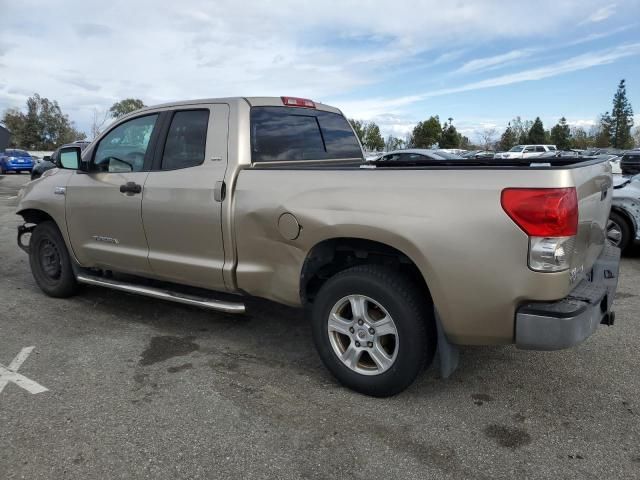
[161,110,210,170]
[94,114,159,173]
[535,146,546,152]
[524,146,535,152]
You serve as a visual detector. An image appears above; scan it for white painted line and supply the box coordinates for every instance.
[0,346,48,394]
[7,196,17,200]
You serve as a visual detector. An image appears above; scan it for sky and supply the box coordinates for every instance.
[1,0,639,143]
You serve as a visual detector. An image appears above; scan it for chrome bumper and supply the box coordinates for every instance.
[515,244,621,350]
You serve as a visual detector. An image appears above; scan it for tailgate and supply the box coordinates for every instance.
[570,160,613,274]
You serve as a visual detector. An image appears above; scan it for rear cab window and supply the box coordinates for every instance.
[250,106,363,163]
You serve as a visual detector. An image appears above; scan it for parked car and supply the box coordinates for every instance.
[30,141,90,180]
[496,144,557,159]
[15,96,620,397]
[0,149,34,174]
[609,173,640,252]
[371,149,463,164]
[461,150,496,159]
[620,151,640,176]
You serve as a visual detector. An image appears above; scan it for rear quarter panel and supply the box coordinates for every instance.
[233,166,606,345]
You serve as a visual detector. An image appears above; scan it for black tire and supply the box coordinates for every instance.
[608,211,633,252]
[29,221,79,297]
[31,170,41,181]
[311,265,436,397]
[0,165,5,175]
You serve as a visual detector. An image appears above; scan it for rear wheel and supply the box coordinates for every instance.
[311,265,436,397]
[29,221,79,297]
[607,211,632,252]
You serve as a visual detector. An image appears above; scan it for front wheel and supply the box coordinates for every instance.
[311,265,436,397]
[29,221,79,297]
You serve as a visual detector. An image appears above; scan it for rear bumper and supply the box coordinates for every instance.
[4,164,33,171]
[515,244,620,350]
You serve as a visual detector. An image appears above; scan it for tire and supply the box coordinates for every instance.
[31,170,41,181]
[0,164,5,175]
[29,221,79,297]
[311,265,436,397]
[607,211,633,252]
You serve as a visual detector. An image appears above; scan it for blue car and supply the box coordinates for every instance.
[0,149,34,174]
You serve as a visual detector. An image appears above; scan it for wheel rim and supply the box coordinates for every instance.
[607,219,623,246]
[327,295,399,376]
[38,238,62,280]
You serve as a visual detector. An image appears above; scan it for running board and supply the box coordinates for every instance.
[76,274,246,314]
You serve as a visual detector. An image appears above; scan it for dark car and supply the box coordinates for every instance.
[0,149,34,174]
[31,141,90,180]
[620,152,640,176]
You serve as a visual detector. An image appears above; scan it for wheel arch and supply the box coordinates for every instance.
[300,236,435,308]
[17,208,56,226]
[611,205,637,233]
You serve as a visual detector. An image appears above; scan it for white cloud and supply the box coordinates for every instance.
[340,42,640,120]
[581,4,617,24]
[455,49,534,74]
[0,0,635,136]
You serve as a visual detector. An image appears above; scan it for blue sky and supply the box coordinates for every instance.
[0,0,639,142]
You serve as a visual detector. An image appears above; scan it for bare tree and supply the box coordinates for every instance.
[91,108,110,139]
[479,128,498,151]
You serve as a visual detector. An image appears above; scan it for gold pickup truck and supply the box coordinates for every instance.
[15,96,620,396]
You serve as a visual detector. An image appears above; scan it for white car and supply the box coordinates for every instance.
[497,145,557,159]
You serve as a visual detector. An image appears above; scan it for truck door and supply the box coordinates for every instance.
[65,113,161,276]
[142,104,229,291]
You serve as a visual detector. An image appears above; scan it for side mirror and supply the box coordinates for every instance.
[43,155,51,161]
[57,146,84,170]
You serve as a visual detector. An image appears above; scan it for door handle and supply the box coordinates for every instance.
[214,181,226,202]
[120,181,142,195]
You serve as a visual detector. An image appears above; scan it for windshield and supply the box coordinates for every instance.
[508,146,524,152]
[547,146,557,151]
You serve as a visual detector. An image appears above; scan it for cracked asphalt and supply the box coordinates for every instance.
[1,173,639,479]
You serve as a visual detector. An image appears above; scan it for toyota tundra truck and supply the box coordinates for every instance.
[15,96,620,396]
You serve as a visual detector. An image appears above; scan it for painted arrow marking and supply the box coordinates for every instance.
[0,346,48,394]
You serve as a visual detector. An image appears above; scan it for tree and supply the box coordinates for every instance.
[499,123,518,151]
[479,127,498,151]
[570,126,592,150]
[411,116,441,148]
[633,126,640,147]
[385,135,405,151]
[348,119,365,145]
[528,117,545,144]
[439,118,461,148]
[550,117,571,150]
[595,112,613,148]
[109,98,146,119]
[610,79,634,149]
[362,122,385,151]
[91,108,111,139]
[509,117,533,145]
[1,93,85,149]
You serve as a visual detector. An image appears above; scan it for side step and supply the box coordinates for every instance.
[76,274,246,314]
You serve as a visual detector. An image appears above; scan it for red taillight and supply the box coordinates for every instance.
[281,96,316,108]
[501,187,578,237]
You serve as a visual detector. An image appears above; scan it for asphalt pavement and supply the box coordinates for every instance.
[1,173,639,479]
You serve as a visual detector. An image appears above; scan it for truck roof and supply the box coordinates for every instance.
[129,96,342,117]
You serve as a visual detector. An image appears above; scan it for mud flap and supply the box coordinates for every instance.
[435,309,459,379]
